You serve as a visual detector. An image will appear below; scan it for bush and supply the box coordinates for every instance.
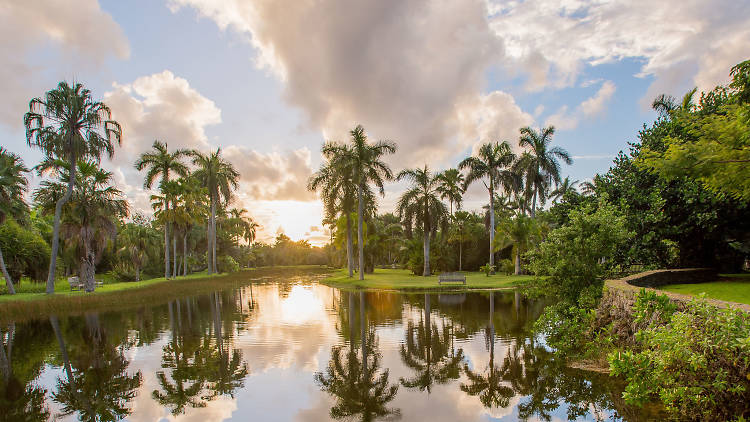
[497,259,514,275]
[111,262,136,282]
[217,255,240,273]
[0,219,50,283]
[527,200,630,306]
[479,264,495,276]
[534,303,596,358]
[609,297,750,420]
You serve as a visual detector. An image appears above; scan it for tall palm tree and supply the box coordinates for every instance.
[348,126,396,280]
[135,140,190,280]
[448,211,473,272]
[117,222,158,282]
[397,166,448,276]
[494,215,538,275]
[549,177,578,203]
[436,168,465,216]
[174,176,208,276]
[24,81,122,293]
[652,87,697,118]
[35,161,128,291]
[309,145,358,277]
[459,142,517,274]
[515,126,572,217]
[0,148,29,295]
[191,149,239,274]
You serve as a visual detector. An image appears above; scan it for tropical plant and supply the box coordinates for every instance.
[397,166,448,276]
[135,140,190,279]
[35,160,128,291]
[549,177,578,203]
[459,141,517,274]
[436,168,465,216]
[515,126,572,216]
[117,219,159,282]
[24,81,122,293]
[0,148,30,294]
[494,214,539,275]
[191,148,239,274]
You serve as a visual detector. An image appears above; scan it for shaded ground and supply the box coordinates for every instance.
[322,268,533,291]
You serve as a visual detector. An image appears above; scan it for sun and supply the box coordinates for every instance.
[249,200,328,246]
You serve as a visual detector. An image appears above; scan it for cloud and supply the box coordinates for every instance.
[487,0,750,100]
[167,0,516,166]
[456,91,535,154]
[546,81,616,130]
[224,146,316,201]
[0,0,129,127]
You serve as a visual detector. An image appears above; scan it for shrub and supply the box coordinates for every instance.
[609,298,750,420]
[479,264,495,276]
[534,303,596,358]
[0,219,50,283]
[217,255,240,273]
[497,258,514,275]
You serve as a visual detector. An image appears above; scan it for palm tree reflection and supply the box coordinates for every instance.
[0,323,49,421]
[315,292,400,421]
[399,294,464,393]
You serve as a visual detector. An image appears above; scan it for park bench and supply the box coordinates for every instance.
[438,272,466,285]
[67,276,84,291]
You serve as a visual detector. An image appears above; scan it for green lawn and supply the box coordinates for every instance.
[322,268,533,291]
[659,274,750,305]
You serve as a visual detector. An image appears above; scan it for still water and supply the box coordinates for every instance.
[0,271,656,421]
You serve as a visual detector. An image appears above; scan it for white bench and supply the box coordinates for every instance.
[438,272,466,285]
[67,276,84,291]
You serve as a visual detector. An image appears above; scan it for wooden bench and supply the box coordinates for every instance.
[438,272,466,285]
[67,276,84,291]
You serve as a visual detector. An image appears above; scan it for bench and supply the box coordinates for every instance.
[438,272,466,285]
[67,276,84,291]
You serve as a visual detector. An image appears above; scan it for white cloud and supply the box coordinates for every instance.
[0,0,129,127]
[487,0,750,101]
[224,146,316,202]
[546,81,616,130]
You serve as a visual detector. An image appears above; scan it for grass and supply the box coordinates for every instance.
[659,274,750,305]
[321,268,534,291]
[0,265,330,324]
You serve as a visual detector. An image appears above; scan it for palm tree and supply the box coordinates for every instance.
[117,222,158,282]
[135,140,190,280]
[0,148,29,295]
[459,142,518,274]
[191,149,239,274]
[397,166,448,276]
[515,126,572,217]
[173,176,208,276]
[494,215,538,275]
[35,161,128,291]
[309,145,358,277]
[24,81,122,293]
[550,177,578,203]
[448,211,473,272]
[580,174,603,196]
[652,87,697,117]
[348,126,396,280]
[436,168,465,216]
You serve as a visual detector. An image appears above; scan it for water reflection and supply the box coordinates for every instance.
[2,271,662,421]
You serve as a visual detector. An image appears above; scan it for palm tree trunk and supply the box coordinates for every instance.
[206,220,212,275]
[357,182,365,281]
[423,229,430,276]
[82,233,96,292]
[459,233,463,272]
[346,213,353,277]
[514,245,521,275]
[0,246,16,295]
[165,199,171,280]
[488,185,495,275]
[360,291,367,375]
[531,189,537,218]
[183,232,188,276]
[173,232,178,278]
[46,151,77,294]
[211,194,217,274]
[136,266,140,282]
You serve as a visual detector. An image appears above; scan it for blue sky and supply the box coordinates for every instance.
[1,0,747,243]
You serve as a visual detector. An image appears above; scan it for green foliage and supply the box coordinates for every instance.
[533,303,594,358]
[497,259,514,275]
[217,255,240,273]
[527,201,631,306]
[0,219,50,283]
[609,298,750,420]
[632,289,676,328]
[479,264,495,277]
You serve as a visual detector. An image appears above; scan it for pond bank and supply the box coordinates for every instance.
[0,265,329,324]
[321,268,534,291]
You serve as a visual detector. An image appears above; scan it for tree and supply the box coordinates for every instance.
[494,214,538,275]
[0,148,29,294]
[118,220,158,282]
[459,141,517,274]
[35,161,128,292]
[515,126,572,217]
[135,140,190,279]
[436,168,465,216]
[397,166,448,276]
[24,81,122,293]
[550,177,578,203]
[191,149,239,274]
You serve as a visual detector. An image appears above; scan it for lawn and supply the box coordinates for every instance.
[322,268,533,291]
[659,274,750,305]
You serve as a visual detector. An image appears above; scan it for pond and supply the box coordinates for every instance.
[0,271,660,421]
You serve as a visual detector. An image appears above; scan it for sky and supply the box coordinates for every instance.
[1,0,748,246]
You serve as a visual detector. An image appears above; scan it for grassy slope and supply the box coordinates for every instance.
[659,274,750,305]
[322,268,533,291]
[0,265,329,324]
